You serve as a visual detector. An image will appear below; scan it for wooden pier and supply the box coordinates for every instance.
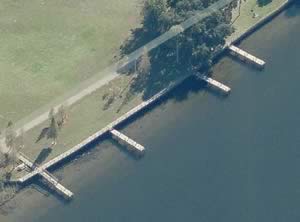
[15,70,233,199]
[195,74,231,94]
[16,76,187,185]
[228,45,265,68]
[16,72,232,188]
[18,153,73,200]
[110,129,145,153]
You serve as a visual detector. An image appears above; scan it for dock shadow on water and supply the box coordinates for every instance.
[226,53,265,72]
[170,76,229,102]
[31,180,71,204]
[108,138,143,161]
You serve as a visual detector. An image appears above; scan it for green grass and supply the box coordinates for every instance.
[228,0,287,42]
[10,74,145,180]
[0,0,141,128]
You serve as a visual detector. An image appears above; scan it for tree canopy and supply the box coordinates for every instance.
[121,0,236,98]
[142,0,234,69]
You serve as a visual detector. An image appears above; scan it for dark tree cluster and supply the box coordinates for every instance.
[121,0,236,99]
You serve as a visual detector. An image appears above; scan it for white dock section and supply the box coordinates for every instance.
[228,45,265,68]
[110,129,145,153]
[195,74,231,93]
[39,171,73,199]
[18,153,73,199]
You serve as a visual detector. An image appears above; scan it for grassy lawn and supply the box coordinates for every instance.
[8,73,146,180]
[21,75,144,162]
[0,0,141,128]
[228,0,288,42]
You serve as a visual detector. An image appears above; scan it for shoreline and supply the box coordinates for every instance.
[1,0,295,208]
[227,0,292,45]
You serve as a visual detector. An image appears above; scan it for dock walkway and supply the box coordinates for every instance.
[195,74,231,93]
[110,129,145,153]
[18,153,73,199]
[228,45,265,68]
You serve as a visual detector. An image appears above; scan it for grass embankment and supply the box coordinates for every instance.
[4,0,290,179]
[0,0,141,128]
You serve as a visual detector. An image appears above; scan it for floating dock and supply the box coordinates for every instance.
[195,74,231,94]
[110,129,145,153]
[228,45,265,68]
[18,153,73,200]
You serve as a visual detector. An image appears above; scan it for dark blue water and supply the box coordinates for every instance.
[3,4,300,222]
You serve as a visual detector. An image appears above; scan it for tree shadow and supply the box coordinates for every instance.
[35,127,49,143]
[257,0,273,7]
[285,0,300,18]
[118,2,234,106]
[120,27,159,57]
[123,42,194,102]
[33,147,52,165]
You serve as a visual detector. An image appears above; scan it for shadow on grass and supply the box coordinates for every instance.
[119,21,231,106]
[33,147,52,165]
[120,43,197,104]
[35,127,49,143]
[257,0,273,7]
[285,0,300,18]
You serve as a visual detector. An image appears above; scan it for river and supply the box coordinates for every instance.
[1,4,300,222]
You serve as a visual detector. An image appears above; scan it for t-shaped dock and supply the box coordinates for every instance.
[17,153,73,200]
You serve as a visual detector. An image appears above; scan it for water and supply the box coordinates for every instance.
[2,4,300,222]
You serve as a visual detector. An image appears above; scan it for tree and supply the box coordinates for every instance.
[16,128,25,151]
[57,105,68,128]
[47,107,59,145]
[125,0,235,73]
[48,107,55,120]
[170,25,184,63]
[142,0,170,35]
[2,121,18,176]
[138,47,151,75]
[5,121,16,149]
[48,116,58,146]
